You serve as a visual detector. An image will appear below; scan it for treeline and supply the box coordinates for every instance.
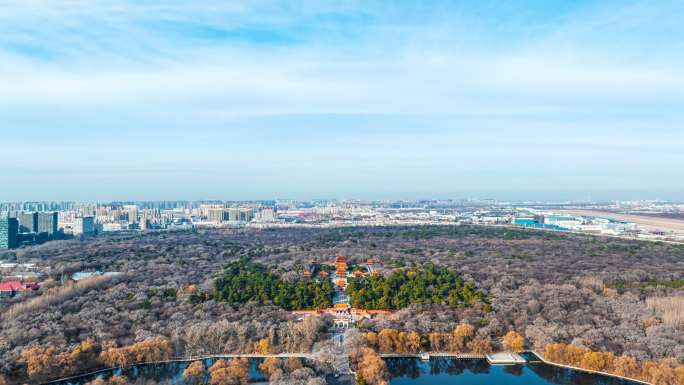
[183,356,327,385]
[350,328,524,385]
[19,338,101,382]
[213,259,334,310]
[258,356,326,384]
[380,225,553,241]
[19,338,173,383]
[19,338,262,385]
[205,358,249,385]
[352,347,388,385]
[14,313,327,384]
[99,338,174,367]
[181,358,256,385]
[346,264,486,310]
[608,279,684,290]
[364,326,521,355]
[544,343,684,385]
[180,314,325,357]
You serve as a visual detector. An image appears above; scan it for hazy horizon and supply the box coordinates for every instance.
[2,1,683,201]
[1,191,682,204]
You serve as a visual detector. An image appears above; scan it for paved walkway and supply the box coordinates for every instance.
[330,330,353,374]
[379,352,485,359]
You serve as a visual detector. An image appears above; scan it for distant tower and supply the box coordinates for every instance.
[37,212,58,236]
[73,216,95,235]
[124,205,138,225]
[18,212,38,233]
[0,216,18,249]
[140,211,150,231]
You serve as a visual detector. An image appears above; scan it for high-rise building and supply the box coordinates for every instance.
[200,204,222,219]
[140,212,150,231]
[239,209,254,222]
[207,208,225,223]
[228,208,240,222]
[0,217,18,250]
[258,208,276,222]
[18,212,38,233]
[124,205,138,224]
[73,216,95,235]
[37,212,58,236]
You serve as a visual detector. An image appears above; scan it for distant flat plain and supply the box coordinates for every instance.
[559,209,684,233]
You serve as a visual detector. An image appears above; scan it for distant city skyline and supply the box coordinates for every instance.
[2,197,683,207]
[2,197,683,249]
[1,1,683,201]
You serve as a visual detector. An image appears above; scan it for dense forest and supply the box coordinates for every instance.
[212,259,334,310]
[346,264,486,310]
[0,225,682,384]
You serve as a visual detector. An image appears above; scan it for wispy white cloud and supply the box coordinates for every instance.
[0,0,683,200]
[1,0,682,113]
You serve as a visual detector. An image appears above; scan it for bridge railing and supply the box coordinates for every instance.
[528,350,652,385]
[42,353,316,385]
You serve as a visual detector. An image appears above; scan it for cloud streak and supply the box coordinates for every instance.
[0,0,683,200]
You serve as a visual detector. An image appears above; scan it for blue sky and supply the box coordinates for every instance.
[1,0,683,201]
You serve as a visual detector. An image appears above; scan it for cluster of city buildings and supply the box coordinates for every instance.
[195,205,276,226]
[2,199,683,250]
[0,212,91,250]
[272,201,684,242]
[512,212,639,235]
[0,201,280,250]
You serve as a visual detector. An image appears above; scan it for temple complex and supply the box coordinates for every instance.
[294,255,389,328]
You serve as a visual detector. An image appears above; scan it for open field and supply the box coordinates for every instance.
[559,209,684,233]
[639,213,684,221]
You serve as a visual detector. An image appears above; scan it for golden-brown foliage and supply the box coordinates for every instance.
[641,317,660,328]
[20,346,60,380]
[20,338,101,381]
[501,331,525,352]
[580,351,614,372]
[675,366,684,385]
[602,287,618,298]
[258,357,282,379]
[453,323,475,339]
[253,338,271,354]
[376,323,480,354]
[377,329,397,353]
[365,332,378,348]
[183,360,206,381]
[543,343,684,385]
[355,347,388,385]
[376,329,421,354]
[609,355,641,378]
[209,358,249,385]
[99,337,173,368]
[449,323,475,352]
